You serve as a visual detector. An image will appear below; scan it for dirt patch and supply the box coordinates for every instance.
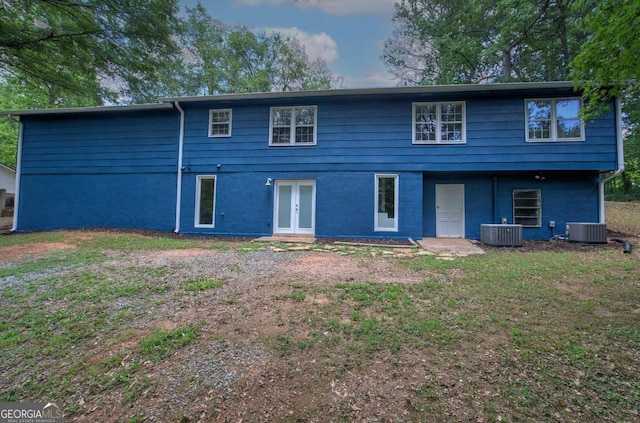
[284,253,425,284]
[0,242,76,263]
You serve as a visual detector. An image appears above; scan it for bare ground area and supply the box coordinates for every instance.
[0,203,638,422]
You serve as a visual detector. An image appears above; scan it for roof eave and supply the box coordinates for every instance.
[0,102,174,117]
[161,81,577,104]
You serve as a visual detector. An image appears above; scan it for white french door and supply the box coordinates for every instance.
[435,184,465,238]
[274,180,316,235]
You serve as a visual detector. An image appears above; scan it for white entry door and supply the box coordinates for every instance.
[435,184,465,238]
[274,180,316,235]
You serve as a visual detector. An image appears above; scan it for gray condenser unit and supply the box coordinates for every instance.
[566,222,607,243]
[481,224,523,246]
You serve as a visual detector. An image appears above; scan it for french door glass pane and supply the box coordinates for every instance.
[298,185,313,229]
[278,185,292,228]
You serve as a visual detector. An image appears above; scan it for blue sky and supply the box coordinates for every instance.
[179,0,399,88]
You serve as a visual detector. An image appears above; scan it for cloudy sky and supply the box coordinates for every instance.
[179,0,399,88]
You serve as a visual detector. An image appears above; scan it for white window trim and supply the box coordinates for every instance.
[374,174,399,232]
[269,105,318,146]
[513,189,541,228]
[412,101,466,144]
[525,97,585,142]
[208,109,232,138]
[195,175,217,228]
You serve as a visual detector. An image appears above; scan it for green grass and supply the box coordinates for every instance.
[0,230,638,422]
[79,233,201,251]
[140,324,203,362]
[184,276,224,291]
[0,231,67,246]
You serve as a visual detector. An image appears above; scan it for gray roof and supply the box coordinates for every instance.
[161,81,576,103]
[0,102,173,117]
[0,81,576,116]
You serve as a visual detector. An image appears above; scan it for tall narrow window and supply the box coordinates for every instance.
[513,189,541,227]
[196,176,216,228]
[375,174,398,232]
[526,98,584,141]
[209,109,232,137]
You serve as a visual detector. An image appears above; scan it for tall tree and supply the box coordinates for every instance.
[383,0,588,85]
[570,0,640,194]
[126,3,335,102]
[272,36,334,92]
[0,0,181,105]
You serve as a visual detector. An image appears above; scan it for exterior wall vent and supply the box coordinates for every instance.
[566,222,607,243]
[481,224,523,246]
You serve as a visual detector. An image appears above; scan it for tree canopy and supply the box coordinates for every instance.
[0,0,181,106]
[383,0,589,85]
[570,0,640,194]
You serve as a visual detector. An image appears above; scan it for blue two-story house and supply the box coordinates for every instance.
[2,82,623,241]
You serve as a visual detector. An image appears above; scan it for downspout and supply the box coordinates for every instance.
[7,115,22,232]
[598,97,625,223]
[174,102,185,233]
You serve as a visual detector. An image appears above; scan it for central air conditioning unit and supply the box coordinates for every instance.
[481,224,523,246]
[566,222,607,243]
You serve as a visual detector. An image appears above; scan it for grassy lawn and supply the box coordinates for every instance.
[0,205,638,422]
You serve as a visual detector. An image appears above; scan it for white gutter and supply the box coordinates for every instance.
[174,102,185,233]
[7,116,23,232]
[599,97,625,223]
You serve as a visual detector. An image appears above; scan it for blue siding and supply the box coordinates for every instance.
[421,172,599,240]
[14,88,616,239]
[16,110,179,231]
[180,95,617,174]
[18,173,176,231]
[21,110,179,174]
[180,171,423,240]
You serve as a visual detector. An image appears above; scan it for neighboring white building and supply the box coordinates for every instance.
[0,163,15,212]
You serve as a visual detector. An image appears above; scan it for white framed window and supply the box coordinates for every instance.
[513,189,541,227]
[413,102,466,144]
[375,174,398,232]
[209,109,232,137]
[269,106,317,146]
[195,175,216,228]
[526,98,584,142]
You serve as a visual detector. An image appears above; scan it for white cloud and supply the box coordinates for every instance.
[339,71,399,88]
[234,0,395,16]
[267,27,339,63]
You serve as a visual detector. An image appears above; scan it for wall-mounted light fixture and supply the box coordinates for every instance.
[265,178,272,186]
[534,173,546,181]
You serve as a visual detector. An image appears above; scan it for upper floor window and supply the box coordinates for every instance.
[270,106,317,146]
[413,102,466,144]
[526,98,584,142]
[209,109,232,137]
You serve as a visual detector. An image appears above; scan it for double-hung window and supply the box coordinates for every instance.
[526,98,584,142]
[270,106,317,146]
[209,109,232,137]
[413,102,466,144]
[375,174,398,232]
[195,176,216,228]
[513,189,541,227]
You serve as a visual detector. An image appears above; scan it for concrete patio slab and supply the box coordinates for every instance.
[417,238,486,257]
